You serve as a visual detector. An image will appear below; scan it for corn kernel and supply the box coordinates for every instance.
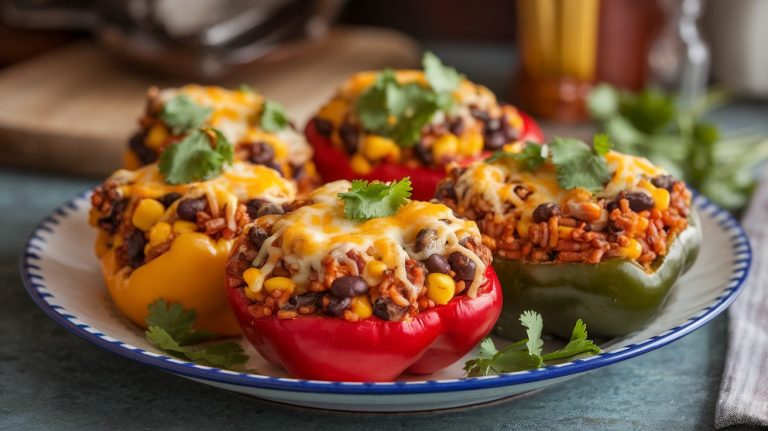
[132,199,165,231]
[351,295,373,319]
[427,273,455,305]
[350,154,373,175]
[620,239,643,260]
[653,188,670,211]
[243,267,263,292]
[365,260,388,282]
[148,222,172,246]
[173,220,198,234]
[558,226,574,239]
[516,219,531,238]
[318,99,348,126]
[459,131,484,157]
[145,124,168,150]
[362,135,400,161]
[432,134,459,161]
[264,277,295,295]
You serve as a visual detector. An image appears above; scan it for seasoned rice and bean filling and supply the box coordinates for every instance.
[126,85,318,193]
[90,161,296,271]
[226,181,493,322]
[435,144,693,268]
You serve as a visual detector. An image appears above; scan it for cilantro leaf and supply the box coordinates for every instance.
[463,312,600,377]
[144,299,248,369]
[423,51,461,108]
[260,100,289,132]
[550,137,611,191]
[160,95,213,135]
[593,133,612,155]
[338,178,412,221]
[158,128,233,184]
[486,142,548,170]
[357,70,398,132]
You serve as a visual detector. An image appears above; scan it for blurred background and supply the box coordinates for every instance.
[1,0,767,210]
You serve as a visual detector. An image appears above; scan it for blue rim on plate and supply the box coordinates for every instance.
[20,191,751,395]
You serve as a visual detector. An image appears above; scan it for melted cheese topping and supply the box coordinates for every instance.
[249,181,488,299]
[158,85,312,165]
[455,150,667,220]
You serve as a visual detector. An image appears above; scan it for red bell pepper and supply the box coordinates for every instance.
[227,266,502,382]
[305,111,544,201]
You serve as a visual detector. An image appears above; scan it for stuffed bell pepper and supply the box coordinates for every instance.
[435,137,700,338]
[125,84,319,194]
[91,127,298,336]
[305,52,543,200]
[225,179,501,381]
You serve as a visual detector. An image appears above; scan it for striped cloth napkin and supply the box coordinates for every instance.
[715,178,768,428]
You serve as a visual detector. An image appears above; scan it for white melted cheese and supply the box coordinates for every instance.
[249,181,488,300]
[454,150,667,219]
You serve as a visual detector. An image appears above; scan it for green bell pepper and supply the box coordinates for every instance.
[493,210,701,339]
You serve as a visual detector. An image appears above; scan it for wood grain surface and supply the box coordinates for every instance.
[0,27,420,175]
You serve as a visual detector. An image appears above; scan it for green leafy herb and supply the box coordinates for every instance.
[160,95,213,135]
[144,299,248,369]
[593,133,612,155]
[588,83,768,212]
[260,100,289,132]
[464,311,601,377]
[239,83,254,93]
[486,142,548,170]
[355,52,462,147]
[158,128,233,184]
[338,178,412,220]
[550,137,612,191]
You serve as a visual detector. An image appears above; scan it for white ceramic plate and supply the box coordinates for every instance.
[21,192,750,412]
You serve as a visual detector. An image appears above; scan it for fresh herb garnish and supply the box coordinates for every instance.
[355,52,462,147]
[144,299,248,369]
[160,95,213,135]
[464,311,600,377]
[158,128,233,184]
[486,137,611,191]
[588,83,768,212]
[260,100,289,132]
[338,178,412,221]
[239,83,254,93]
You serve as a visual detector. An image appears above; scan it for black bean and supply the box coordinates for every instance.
[624,191,655,212]
[470,107,490,122]
[414,140,433,165]
[651,174,676,191]
[128,130,157,165]
[257,203,284,217]
[532,203,562,223]
[249,142,275,165]
[125,230,146,269]
[283,292,323,311]
[339,123,360,154]
[157,192,182,208]
[448,117,465,136]
[424,254,451,274]
[176,197,207,221]
[372,297,406,321]
[484,118,501,133]
[97,199,127,234]
[291,163,306,180]
[248,226,268,249]
[484,131,507,150]
[434,181,457,201]
[414,228,438,253]
[500,114,519,141]
[265,162,283,176]
[313,117,333,137]
[448,252,476,281]
[245,199,266,219]
[325,295,351,317]
[330,276,369,298]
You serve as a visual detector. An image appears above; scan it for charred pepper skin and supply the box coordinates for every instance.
[226,266,502,381]
[493,212,701,339]
[304,112,544,201]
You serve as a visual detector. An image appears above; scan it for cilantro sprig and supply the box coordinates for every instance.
[158,128,234,184]
[464,311,601,377]
[355,52,462,147]
[260,99,289,132]
[486,136,612,191]
[338,178,412,221]
[160,95,213,135]
[145,299,248,369]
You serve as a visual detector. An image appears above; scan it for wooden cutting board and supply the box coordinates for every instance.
[0,27,420,176]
